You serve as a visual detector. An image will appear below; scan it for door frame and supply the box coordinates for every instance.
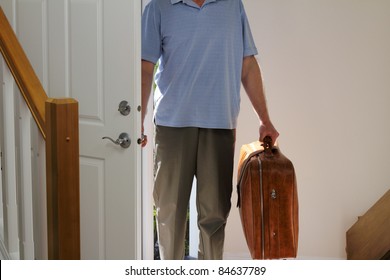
[141,92,154,260]
[141,0,154,261]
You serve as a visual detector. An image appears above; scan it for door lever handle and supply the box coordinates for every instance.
[102,132,131,149]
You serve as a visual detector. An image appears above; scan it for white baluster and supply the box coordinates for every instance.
[0,57,5,244]
[1,59,20,260]
[17,92,35,260]
[31,126,47,260]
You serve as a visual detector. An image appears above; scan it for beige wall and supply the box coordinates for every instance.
[225,0,390,259]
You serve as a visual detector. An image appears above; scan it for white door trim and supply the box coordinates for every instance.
[141,0,154,260]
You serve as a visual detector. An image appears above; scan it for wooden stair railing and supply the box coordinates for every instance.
[346,189,390,260]
[0,6,80,259]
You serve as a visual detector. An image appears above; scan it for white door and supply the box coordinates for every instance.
[47,0,142,259]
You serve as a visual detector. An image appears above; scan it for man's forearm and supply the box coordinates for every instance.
[241,56,271,125]
[141,60,155,124]
[241,56,279,143]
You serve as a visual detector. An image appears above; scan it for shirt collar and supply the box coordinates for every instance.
[170,0,218,5]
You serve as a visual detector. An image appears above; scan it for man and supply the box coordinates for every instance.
[141,0,279,260]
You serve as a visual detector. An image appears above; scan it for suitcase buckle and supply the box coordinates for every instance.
[262,136,273,157]
[271,189,277,199]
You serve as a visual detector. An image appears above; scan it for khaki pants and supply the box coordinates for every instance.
[153,126,235,260]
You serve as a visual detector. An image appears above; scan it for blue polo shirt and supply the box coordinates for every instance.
[142,0,258,129]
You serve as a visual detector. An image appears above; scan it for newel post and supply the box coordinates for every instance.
[45,98,80,260]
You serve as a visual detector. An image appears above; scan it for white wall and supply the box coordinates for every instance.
[224,0,390,259]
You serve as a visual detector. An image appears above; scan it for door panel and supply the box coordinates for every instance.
[80,157,105,259]
[69,0,103,122]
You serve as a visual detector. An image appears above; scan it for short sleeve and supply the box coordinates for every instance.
[142,0,162,64]
[240,0,258,57]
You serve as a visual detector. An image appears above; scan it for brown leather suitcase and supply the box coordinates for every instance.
[237,137,298,259]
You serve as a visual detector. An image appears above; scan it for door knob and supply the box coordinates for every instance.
[102,132,131,148]
[118,100,131,116]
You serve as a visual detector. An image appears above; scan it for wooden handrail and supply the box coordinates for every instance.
[0,6,47,138]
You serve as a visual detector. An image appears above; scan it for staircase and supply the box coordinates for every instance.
[0,6,80,259]
[346,189,390,259]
